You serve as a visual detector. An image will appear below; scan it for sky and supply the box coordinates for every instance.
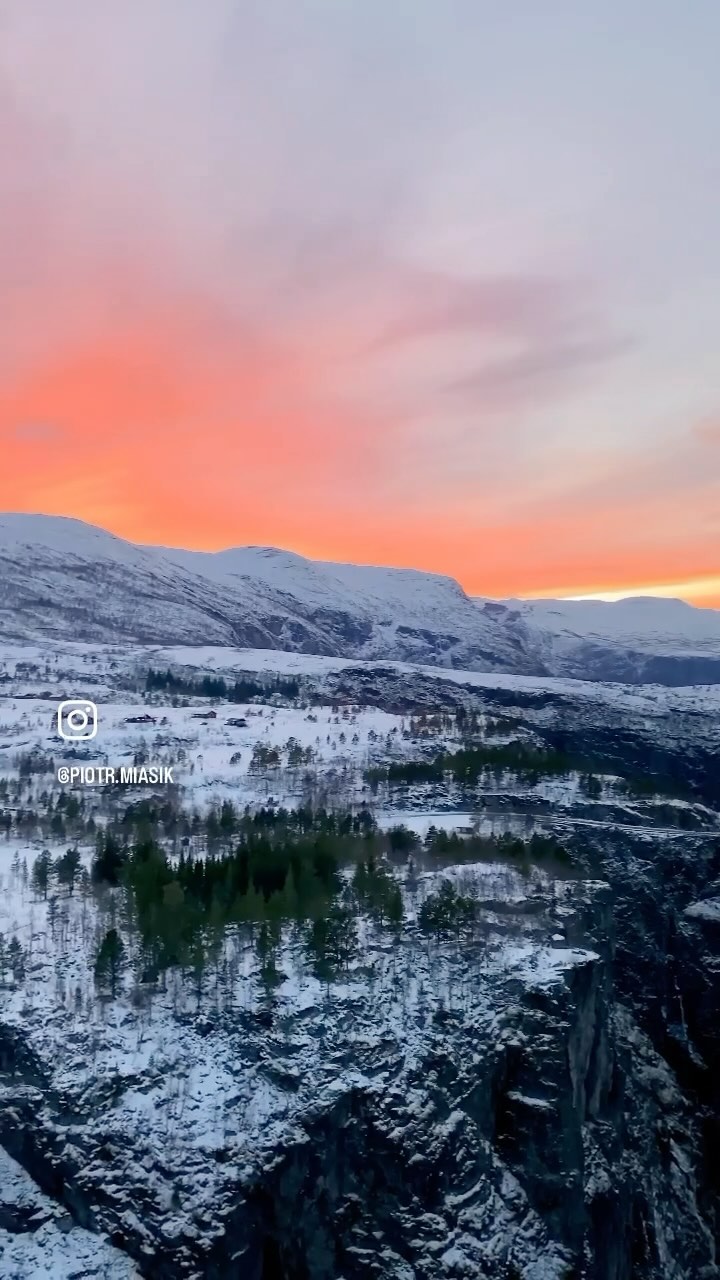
[1,2,718,605]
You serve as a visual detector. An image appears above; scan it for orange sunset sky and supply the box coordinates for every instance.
[1,4,718,606]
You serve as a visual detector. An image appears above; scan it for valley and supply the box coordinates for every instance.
[1,640,719,1277]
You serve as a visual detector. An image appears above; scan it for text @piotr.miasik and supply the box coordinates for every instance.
[57,765,175,786]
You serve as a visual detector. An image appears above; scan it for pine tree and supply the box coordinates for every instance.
[56,846,82,895]
[31,849,52,899]
[188,935,207,1009]
[7,937,25,982]
[94,928,126,998]
[305,904,357,982]
[256,919,283,990]
[50,811,66,839]
[418,880,477,941]
[92,831,127,886]
[581,773,603,800]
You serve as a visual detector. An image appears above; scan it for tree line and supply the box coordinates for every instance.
[10,800,595,1004]
[365,739,692,800]
[144,667,300,702]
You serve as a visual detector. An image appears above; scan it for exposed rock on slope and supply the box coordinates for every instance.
[1,871,717,1278]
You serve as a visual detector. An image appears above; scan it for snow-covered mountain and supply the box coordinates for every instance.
[1,513,719,684]
[478,595,720,685]
[0,515,536,673]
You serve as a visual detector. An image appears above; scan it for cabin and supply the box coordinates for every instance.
[125,714,157,725]
[191,709,217,721]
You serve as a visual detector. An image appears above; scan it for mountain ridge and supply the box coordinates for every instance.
[1,513,718,685]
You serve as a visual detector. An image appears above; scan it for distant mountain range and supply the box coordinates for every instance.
[1,513,719,685]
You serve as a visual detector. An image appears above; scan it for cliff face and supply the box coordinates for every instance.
[1,868,717,1280]
[577,826,720,1259]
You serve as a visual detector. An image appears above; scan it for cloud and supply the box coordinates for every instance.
[440,334,631,408]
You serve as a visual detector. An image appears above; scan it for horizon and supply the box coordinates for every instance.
[1,5,718,607]
[2,508,717,609]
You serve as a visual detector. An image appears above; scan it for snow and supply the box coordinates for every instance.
[0,513,148,563]
[163,543,471,622]
[8,515,712,657]
[0,552,717,1276]
[1,639,717,844]
[0,625,703,1273]
[508,595,720,654]
[0,1221,142,1279]
[684,898,720,923]
[416,860,552,905]
[3,513,717,680]
[0,1150,141,1278]
[497,942,600,987]
[0,744,604,1167]
[0,816,604,1271]
[0,687,418,813]
[505,1091,554,1111]
[0,514,518,669]
[152,643,720,714]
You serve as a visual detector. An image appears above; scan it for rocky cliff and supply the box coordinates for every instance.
[1,862,718,1279]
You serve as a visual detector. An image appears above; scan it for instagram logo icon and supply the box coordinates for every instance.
[57,699,98,741]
